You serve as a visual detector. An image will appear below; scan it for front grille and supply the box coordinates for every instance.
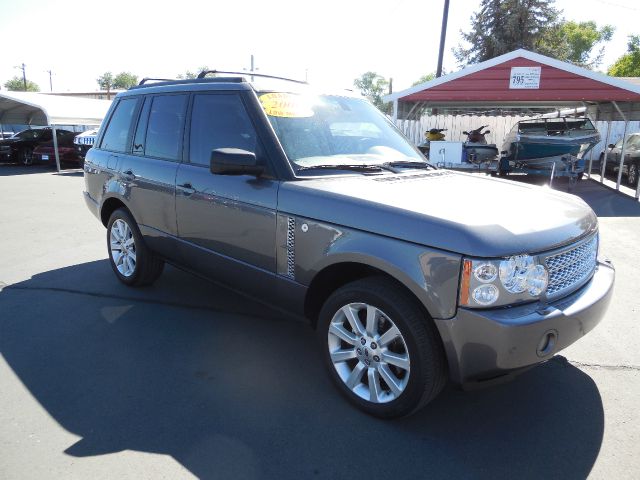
[544,234,598,298]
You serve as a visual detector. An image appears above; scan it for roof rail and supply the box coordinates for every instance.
[130,76,247,90]
[138,77,175,85]
[196,70,308,85]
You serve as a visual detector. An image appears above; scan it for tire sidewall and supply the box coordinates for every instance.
[106,209,144,285]
[318,281,434,418]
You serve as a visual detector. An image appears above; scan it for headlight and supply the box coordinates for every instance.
[460,255,548,308]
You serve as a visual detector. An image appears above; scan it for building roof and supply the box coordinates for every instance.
[385,49,640,121]
[0,91,111,126]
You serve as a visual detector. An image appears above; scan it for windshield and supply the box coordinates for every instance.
[258,92,426,173]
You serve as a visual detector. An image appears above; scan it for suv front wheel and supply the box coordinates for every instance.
[318,277,447,418]
[106,208,164,286]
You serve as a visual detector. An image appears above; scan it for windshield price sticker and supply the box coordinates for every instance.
[509,67,541,89]
[259,93,315,118]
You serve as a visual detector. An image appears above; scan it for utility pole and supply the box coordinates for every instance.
[436,0,450,78]
[46,70,53,91]
[15,63,27,90]
[250,54,255,82]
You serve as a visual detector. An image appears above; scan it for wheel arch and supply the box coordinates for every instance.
[304,259,441,330]
[100,196,130,227]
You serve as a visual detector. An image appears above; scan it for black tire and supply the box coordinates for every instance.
[20,146,34,166]
[628,162,638,188]
[106,208,164,286]
[318,277,447,418]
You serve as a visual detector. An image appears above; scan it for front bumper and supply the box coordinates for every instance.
[435,260,615,385]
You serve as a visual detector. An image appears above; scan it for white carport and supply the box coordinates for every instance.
[0,91,111,172]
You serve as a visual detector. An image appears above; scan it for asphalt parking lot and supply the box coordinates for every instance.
[1,165,639,479]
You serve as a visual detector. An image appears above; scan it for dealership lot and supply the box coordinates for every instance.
[1,165,639,479]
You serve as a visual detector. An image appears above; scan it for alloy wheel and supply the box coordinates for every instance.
[327,302,410,404]
[110,219,137,277]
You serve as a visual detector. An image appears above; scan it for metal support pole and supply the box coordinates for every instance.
[600,120,612,183]
[587,106,598,178]
[611,101,629,190]
[393,100,398,123]
[52,125,61,173]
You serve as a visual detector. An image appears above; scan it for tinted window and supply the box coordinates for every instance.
[144,94,187,160]
[100,98,138,152]
[189,94,258,166]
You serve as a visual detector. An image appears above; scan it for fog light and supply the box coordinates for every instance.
[472,284,499,306]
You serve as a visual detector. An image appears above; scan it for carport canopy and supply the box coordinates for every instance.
[0,91,111,171]
[384,49,640,198]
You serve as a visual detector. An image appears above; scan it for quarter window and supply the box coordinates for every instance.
[144,95,188,161]
[189,94,258,166]
[100,98,138,153]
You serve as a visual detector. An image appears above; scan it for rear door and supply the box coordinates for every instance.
[117,93,188,258]
[175,91,279,295]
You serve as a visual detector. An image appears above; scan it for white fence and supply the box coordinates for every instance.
[397,116,640,160]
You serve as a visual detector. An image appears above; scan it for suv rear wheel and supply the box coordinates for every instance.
[318,277,446,418]
[106,208,164,286]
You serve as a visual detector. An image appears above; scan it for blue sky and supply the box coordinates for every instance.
[0,0,637,93]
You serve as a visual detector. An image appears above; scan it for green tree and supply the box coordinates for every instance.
[454,0,560,65]
[113,72,138,89]
[608,35,640,77]
[177,66,210,79]
[539,21,614,68]
[354,71,389,112]
[412,72,437,86]
[96,72,114,91]
[3,76,40,91]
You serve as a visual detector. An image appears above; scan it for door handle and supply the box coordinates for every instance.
[121,169,135,181]
[178,182,195,195]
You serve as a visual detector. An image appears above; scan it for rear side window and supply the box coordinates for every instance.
[144,94,188,161]
[100,98,138,152]
[189,94,259,166]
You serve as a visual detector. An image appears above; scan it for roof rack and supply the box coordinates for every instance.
[196,70,308,85]
[130,76,247,90]
[138,77,175,85]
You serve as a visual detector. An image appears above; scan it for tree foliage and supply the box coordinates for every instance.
[3,76,40,91]
[455,1,614,70]
[539,21,614,68]
[177,66,210,79]
[454,0,560,65]
[96,72,114,91]
[608,35,640,77]
[353,71,389,112]
[113,72,138,89]
[412,72,436,86]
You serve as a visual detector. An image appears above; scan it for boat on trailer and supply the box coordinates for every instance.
[500,117,600,176]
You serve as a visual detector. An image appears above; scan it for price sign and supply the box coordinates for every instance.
[509,67,541,89]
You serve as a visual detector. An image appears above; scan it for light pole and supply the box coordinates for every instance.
[46,69,53,91]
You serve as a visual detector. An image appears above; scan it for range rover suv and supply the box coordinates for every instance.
[83,73,615,418]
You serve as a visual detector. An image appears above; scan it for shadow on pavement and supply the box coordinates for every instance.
[0,260,604,479]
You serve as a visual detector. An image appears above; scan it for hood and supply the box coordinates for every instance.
[278,171,597,257]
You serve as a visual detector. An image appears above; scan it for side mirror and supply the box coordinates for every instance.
[608,144,615,149]
[210,148,263,176]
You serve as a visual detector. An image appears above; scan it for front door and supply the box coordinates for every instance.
[175,92,279,296]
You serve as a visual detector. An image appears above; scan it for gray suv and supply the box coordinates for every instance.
[83,73,615,418]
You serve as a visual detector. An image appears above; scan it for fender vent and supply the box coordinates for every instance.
[286,217,296,279]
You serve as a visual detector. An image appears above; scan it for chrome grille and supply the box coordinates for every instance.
[545,235,598,297]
